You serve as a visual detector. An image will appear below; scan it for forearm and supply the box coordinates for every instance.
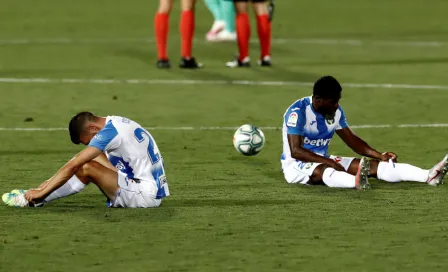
[291,147,335,165]
[352,136,383,159]
[39,166,78,199]
[38,180,50,189]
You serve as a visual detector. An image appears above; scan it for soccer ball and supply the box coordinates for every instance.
[233,124,265,156]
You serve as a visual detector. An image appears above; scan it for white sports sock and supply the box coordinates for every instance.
[377,161,428,183]
[322,168,356,188]
[43,175,87,203]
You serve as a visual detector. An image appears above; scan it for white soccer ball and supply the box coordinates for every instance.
[233,124,265,156]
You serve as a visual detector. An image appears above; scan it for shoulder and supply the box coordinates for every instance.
[285,96,311,115]
[106,116,140,132]
[335,105,347,118]
[94,120,119,141]
[335,105,349,128]
[107,116,131,126]
[284,97,311,127]
[88,119,121,151]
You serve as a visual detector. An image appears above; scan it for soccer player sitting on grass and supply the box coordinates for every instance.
[2,112,169,208]
[281,75,448,189]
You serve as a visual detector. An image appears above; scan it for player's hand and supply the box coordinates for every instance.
[380,152,398,162]
[330,161,346,172]
[24,189,45,203]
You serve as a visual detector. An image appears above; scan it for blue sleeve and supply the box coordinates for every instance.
[88,121,119,151]
[338,107,349,129]
[285,109,306,135]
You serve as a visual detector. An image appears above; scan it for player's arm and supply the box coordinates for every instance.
[285,109,344,171]
[336,127,396,161]
[334,107,396,161]
[288,134,343,170]
[25,146,103,202]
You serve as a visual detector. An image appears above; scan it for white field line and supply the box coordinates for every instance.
[0,38,446,47]
[1,77,448,90]
[0,124,447,132]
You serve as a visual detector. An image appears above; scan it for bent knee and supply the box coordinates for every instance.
[309,164,331,184]
[369,159,380,176]
[76,161,102,177]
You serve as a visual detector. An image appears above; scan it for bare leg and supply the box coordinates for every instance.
[252,1,271,60]
[252,1,268,15]
[75,161,120,200]
[158,0,173,13]
[181,0,196,11]
[347,158,379,177]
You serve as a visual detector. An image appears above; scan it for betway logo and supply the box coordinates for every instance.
[303,137,331,146]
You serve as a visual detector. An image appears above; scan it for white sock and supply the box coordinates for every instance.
[377,161,429,183]
[43,175,87,203]
[322,168,356,188]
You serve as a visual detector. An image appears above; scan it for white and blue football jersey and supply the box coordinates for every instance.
[281,96,348,168]
[89,116,169,199]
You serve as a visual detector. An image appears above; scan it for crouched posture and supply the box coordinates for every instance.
[3,112,169,208]
[281,76,448,189]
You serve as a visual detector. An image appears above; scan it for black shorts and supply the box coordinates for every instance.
[233,0,267,3]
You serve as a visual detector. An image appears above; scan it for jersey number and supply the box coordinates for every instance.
[134,128,160,164]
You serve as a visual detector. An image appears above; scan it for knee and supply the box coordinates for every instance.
[369,160,380,176]
[253,3,268,15]
[181,0,195,12]
[235,3,249,13]
[309,164,331,185]
[76,161,101,178]
[158,0,173,13]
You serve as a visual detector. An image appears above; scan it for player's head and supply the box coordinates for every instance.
[312,76,342,118]
[68,112,101,145]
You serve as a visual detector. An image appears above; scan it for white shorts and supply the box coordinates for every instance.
[283,155,355,185]
[108,172,162,208]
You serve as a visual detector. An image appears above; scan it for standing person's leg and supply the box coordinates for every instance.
[226,0,251,67]
[204,0,225,41]
[155,0,173,68]
[252,0,271,66]
[216,0,237,41]
[179,0,203,68]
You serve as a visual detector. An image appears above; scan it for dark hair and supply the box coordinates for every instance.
[68,112,95,144]
[313,76,342,100]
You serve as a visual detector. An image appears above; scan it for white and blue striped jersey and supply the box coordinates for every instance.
[281,96,348,168]
[89,116,169,199]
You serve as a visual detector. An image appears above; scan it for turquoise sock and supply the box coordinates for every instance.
[204,0,223,21]
[221,0,235,32]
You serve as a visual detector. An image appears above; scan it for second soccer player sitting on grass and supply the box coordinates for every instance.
[281,76,448,189]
